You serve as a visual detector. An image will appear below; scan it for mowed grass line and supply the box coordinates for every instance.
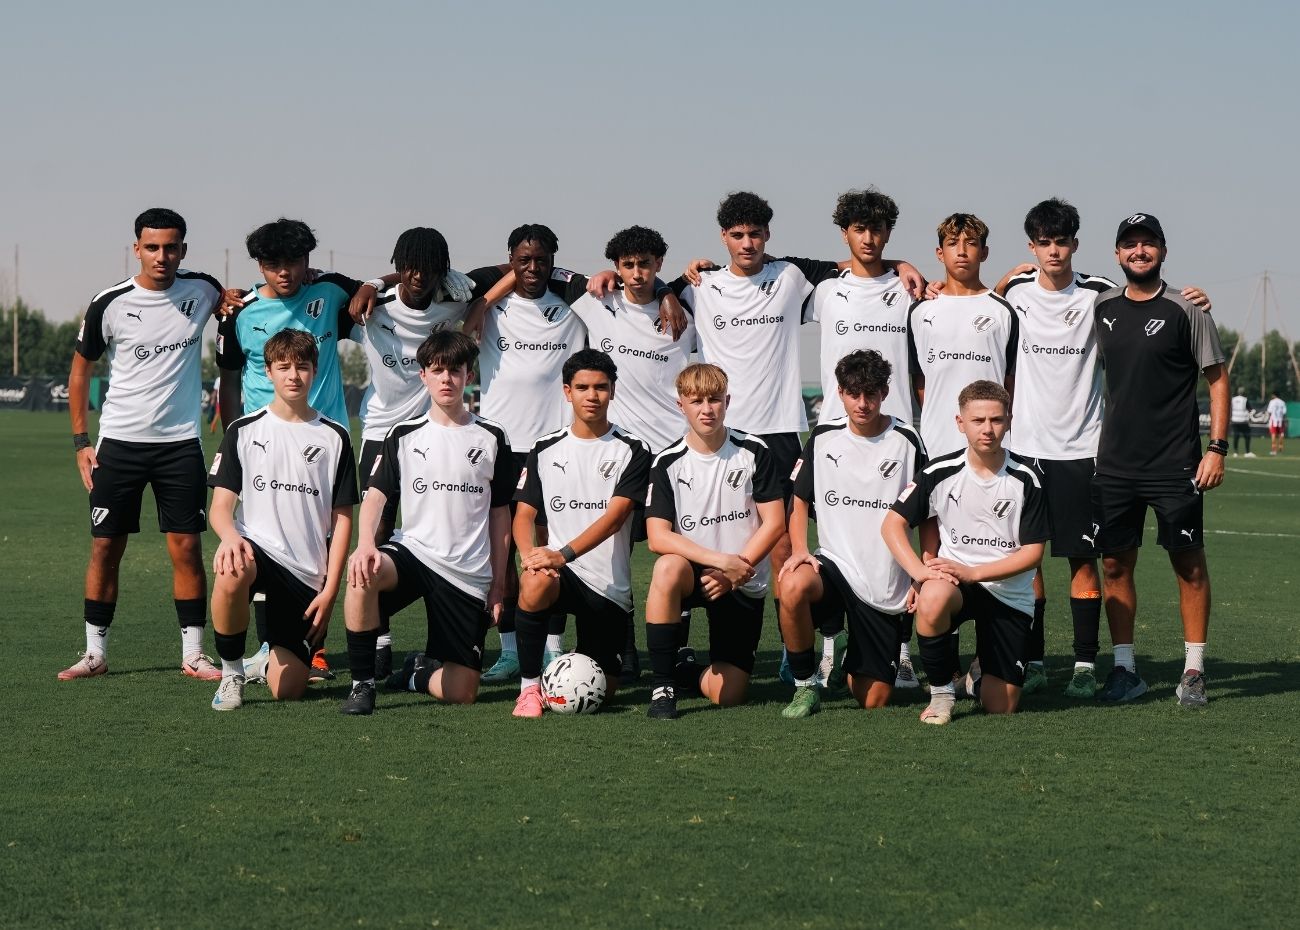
[2,410,1298,929]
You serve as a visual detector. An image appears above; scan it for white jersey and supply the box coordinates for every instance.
[679,261,816,435]
[1230,394,1250,424]
[76,271,222,443]
[908,291,1018,458]
[369,414,515,600]
[478,291,586,452]
[515,425,652,611]
[357,286,466,441]
[1268,397,1287,427]
[890,450,1049,615]
[1002,270,1114,459]
[645,430,784,598]
[807,269,914,425]
[208,407,359,590]
[570,289,695,452]
[790,417,926,612]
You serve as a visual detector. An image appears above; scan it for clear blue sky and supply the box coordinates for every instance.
[3,0,1297,368]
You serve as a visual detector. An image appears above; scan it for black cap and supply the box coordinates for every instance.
[1115,213,1165,246]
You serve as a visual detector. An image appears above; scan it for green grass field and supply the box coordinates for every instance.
[3,410,1298,929]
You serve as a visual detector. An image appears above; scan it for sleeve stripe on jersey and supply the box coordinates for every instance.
[651,441,691,471]
[319,416,353,446]
[1077,273,1118,293]
[988,292,1016,314]
[529,429,569,457]
[728,430,769,454]
[611,426,651,455]
[176,269,224,296]
[891,420,926,460]
[920,449,966,477]
[1003,272,1036,295]
[809,420,848,440]
[88,278,136,306]
[1006,458,1043,490]
[473,416,511,455]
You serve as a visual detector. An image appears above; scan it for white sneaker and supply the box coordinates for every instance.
[1244,452,1257,458]
[211,675,245,711]
[895,655,920,689]
[243,642,271,683]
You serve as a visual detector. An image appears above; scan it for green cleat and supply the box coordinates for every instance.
[1064,666,1100,698]
[1021,662,1047,694]
[480,650,519,683]
[781,684,822,719]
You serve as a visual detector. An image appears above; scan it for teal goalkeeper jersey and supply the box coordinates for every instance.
[216,274,361,425]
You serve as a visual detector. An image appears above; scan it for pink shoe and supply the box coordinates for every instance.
[513,683,545,718]
[58,653,107,680]
[182,653,222,681]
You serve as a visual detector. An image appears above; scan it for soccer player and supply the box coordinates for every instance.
[62,208,224,681]
[207,329,358,709]
[777,350,926,717]
[882,380,1049,725]
[1267,390,1287,454]
[341,331,514,715]
[1230,386,1253,457]
[642,363,786,719]
[510,349,652,717]
[1091,214,1228,707]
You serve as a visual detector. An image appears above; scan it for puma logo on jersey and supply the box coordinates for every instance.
[380,323,396,334]
[824,452,842,467]
[251,440,268,452]
[922,314,935,326]
[552,461,568,473]
[676,475,693,490]
[1101,317,1116,331]
[412,447,428,460]
[252,325,268,334]
[947,491,961,506]
[709,284,724,295]
[835,291,849,301]
[1014,305,1028,316]
[125,310,143,322]
[1082,523,1099,547]
[604,304,617,317]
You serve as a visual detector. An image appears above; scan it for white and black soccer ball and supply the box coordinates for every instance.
[541,652,607,715]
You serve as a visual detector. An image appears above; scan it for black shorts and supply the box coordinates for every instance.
[247,540,316,666]
[1231,421,1251,439]
[950,582,1032,688]
[682,570,765,675]
[1091,472,1205,553]
[811,555,904,684]
[548,566,629,680]
[1028,456,1099,559]
[358,438,399,527]
[89,437,207,537]
[754,431,802,502]
[379,542,492,670]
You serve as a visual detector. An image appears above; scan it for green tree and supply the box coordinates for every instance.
[338,342,370,388]
[0,300,99,378]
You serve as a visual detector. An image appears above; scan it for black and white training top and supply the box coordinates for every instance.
[1002,269,1115,460]
[645,430,784,599]
[367,414,515,601]
[208,407,358,590]
[806,269,914,425]
[907,291,1018,458]
[1093,282,1225,479]
[515,425,652,611]
[76,271,222,443]
[890,449,1049,616]
[791,417,926,613]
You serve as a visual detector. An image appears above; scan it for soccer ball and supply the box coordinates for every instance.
[541,652,607,715]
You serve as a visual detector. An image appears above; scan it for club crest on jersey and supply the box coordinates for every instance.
[724,468,746,490]
[972,315,994,333]
[758,280,777,297]
[466,447,486,466]
[790,458,804,481]
[541,304,565,323]
[178,298,197,317]
[882,292,901,308]
[302,445,324,464]
[91,506,110,526]
[878,459,901,479]
[305,298,324,320]
[597,459,619,480]
[653,316,667,335]
[1063,309,1085,327]
[992,498,1015,519]
[1144,319,1166,336]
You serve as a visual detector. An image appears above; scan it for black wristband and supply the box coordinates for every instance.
[1207,438,1228,456]
[73,433,91,451]
[558,544,577,563]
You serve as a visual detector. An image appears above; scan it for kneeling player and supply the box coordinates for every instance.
[881,380,1048,725]
[777,350,926,717]
[642,364,786,719]
[341,331,514,715]
[208,329,358,710]
[510,349,652,716]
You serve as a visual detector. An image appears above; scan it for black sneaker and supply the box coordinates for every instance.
[1098,666,1147,703]
[375,644,393,680]
[340,681,376,715]
[620,651,641,684]
[386,652,438,691]
[647,685,678,720]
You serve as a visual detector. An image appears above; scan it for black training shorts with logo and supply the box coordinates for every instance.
[88,437,207,537]
[950,582,1033,688]
[246,539,317,665]
[681,568,765,675]
[811,554,904,685]
[1026,456,1100,559]
[1091,473,1205,553]
[379,541,493,670]
[546,566,630,681]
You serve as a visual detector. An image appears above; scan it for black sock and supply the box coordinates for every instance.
[1029,598,1046,664]
[1070,596,1102,664]
[624,612,638,655]
[547,612,567,636]
[174,597,205,627]
[346,629,379,682]
[899,614,914,660]
[674,659,704,694]
[413,664,437,695]
[214,630,247,663]
[254,597,269,643]
[498,598,517,635]
[677,611,691,649]
[918,632,959,687]
[788,648,817,682]
[647,623,678,688]
[379,611,391,637]
[516,609,547,679]
[84,598,116,627]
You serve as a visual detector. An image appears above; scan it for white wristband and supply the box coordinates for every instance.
[364,278,386,292]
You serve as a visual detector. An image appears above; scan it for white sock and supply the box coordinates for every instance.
[180,624,204,660]
[85,622,109,659]
[221,658,244,678]
[1113,644,1136,673]
[1074,661,1096,671]
[545,634,564,653]
[821,635,838,663]
[353,678,375,688]
[376,633,392,649]
[794,676,816,688]
[499,632,516,652]
[1184,642,1206,673]
[929,682,956,707]
[521,676,540,691]
[899,641,911,663]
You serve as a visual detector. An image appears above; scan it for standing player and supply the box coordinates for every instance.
[510,349,652,716]
[1091,214,1228,707]
[207,330,357,709]
[1229,387,1254,457]
[341,331,514,715]
[642,363,786,719]
[777,350,926,717]
[61,208,224,681]
[1267,390,1287,454]
[882,381,1049,725]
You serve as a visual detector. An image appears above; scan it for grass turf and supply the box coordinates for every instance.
[2,410,1298,929]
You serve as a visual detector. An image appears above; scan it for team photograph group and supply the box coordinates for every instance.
[60,188,1238,725]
